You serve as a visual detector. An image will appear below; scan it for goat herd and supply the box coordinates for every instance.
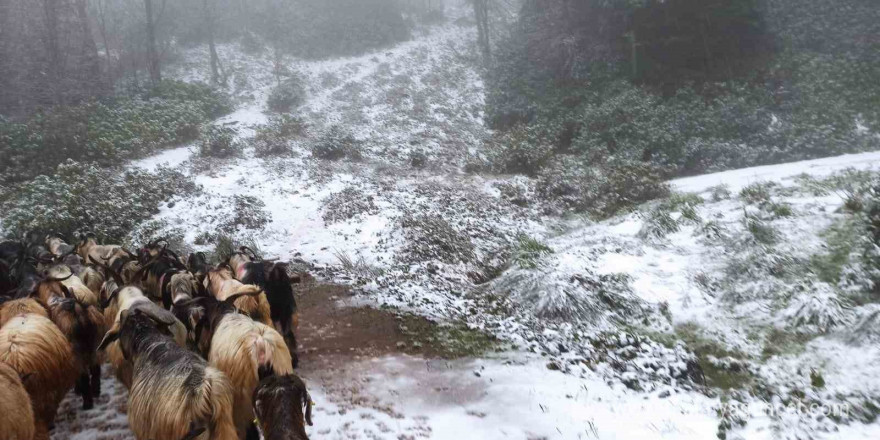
[0,232,311,440]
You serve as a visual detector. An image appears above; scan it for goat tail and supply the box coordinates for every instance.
[203,367,238,440]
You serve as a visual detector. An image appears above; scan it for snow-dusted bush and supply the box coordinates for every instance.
[253,115,308,157]
[219,195,271,233]
[267,77,307,113]
[535,156,670,217]
[493,267,641,321]
[1,160,198,242]
[398,214,475,264]
[146,80,233,118]
[510,234,553,269]
[198,126,240,158]
[311,126,362,161]
[781,281,851,333]
[322,186,378,223]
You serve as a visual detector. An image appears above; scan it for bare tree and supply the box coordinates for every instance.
[203,0,225,85]
[472,0,490,61]
[144,0,161,84]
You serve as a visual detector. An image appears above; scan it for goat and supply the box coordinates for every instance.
[0,297,50,326]
[0,361,36,440]
[44,264,100,308]
[98,308,239,440]
[253,374,313,440]
[188,251,211,285]
[34,279,105,409]
[135,252,191,308]
[45,234,75,257]
[178,294,293,439]
[75,232,121,267]
[228,248,300,366]
[98,264,186,389]
[0,312,77,440]
[205,266,272,327]
[7,258,43,299]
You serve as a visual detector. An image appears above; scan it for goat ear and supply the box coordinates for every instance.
[60,284,72,299]
[304,391,313,426]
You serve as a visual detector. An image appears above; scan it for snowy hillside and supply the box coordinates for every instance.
[45,9,880,440]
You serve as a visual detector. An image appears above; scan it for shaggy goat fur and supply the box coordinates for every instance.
[0,298,50,326]
[206,311,294,438]
[0,313,77,440]
[44,265,100,307]
[75,234,121,268]
[35,280,105,409]
[99,310,238,440]
[0,361,36,440]
[253,374,313,440]
[102,286,187,389]
[205,267,272,327]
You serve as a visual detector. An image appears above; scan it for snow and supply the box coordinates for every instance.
[671,150,880,194]
[305,354,720,440]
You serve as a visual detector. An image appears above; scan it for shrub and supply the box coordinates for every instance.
[322,186,378,223]
[1,160,198,243]
[535,156,670,217]
[218,195,272,233]
[253,115,309,157]
[146,80,233,118]
[0,82,231,184]
[198,126,240,158]
[398,213,475,264]
[311,126,362,161]
[267,77,307,113]
[511,234,553,269]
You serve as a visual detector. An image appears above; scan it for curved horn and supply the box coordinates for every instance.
[90,256,124,286]
[131,303,176,327]
[44,271,74,282]
[223,289,262,306]
[240,246,261,261]
[101,288,121,309]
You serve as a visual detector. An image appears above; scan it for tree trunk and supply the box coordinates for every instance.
[473,0,490,61]
[41,0,65,105]
[203,0,223,85]
[144,0,161,85]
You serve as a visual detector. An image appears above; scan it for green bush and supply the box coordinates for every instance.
[311,126,362,161]
[484,0,880,182]
[147,80,233,118]
[0,82,231,184]
[535,156,670,217]
[1,160,198,243]
[198,126,240,158]
[267,77,307,113]
[253,115,308,157]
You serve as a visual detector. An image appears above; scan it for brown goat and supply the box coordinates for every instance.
[34,279,105,409]
[0,361,36,440]
[0,313,77,440]
[205,267,272,327]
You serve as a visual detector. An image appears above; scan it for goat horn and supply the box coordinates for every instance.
[101,288,121,309]
[44,272,74,282]
[90,256,125,286]
[240,246,261,260]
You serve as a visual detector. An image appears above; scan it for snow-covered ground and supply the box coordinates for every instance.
[49,6,880,440]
